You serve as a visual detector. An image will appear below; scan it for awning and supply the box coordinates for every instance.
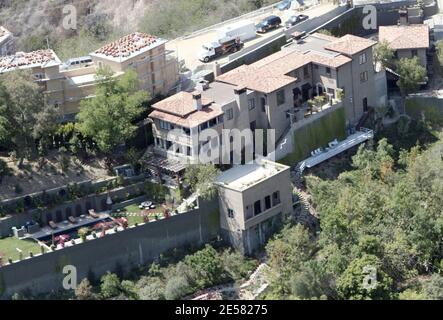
[143,154,187,174]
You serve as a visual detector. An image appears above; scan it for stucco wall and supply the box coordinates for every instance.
[0,198,219,298]
[405,96,443,125]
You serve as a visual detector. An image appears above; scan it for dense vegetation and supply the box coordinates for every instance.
[264,127,443,300]
[16,244,256,300]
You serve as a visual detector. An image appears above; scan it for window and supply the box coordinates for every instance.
[200,122,208,131]
[359,52,367,64]
[272,191,281,206]
[209,118,217,127]
[254,200,262,216]
[187,147,191,156]
[248,98,256,110]
[303,65,309,78]
[411,49,418,57]
[265,196,271,210]
[226,108,234,120]
[325,67,331,76]
[261,97,267,112]
[227,209,234,219]
[294,70,300,82]
[159,120,171,130]
[360,71,368,83]
[276,89,285,106]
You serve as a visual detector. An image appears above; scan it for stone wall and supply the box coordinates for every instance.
[0,198,220,298]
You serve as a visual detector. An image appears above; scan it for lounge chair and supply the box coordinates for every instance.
[88,209,100,219]
[49,221,58,229]
[68,216,77,224]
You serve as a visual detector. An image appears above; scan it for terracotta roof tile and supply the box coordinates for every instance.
[324,34,377,55]
[0,49,60,72]
[152,91,214,117]
[149,104,223,128]
[379,24,429,50]
[93,32,162,59]
[217,48,351,93]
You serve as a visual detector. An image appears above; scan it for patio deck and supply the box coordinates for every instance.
[29,212,111,240]
[300,129,374,171]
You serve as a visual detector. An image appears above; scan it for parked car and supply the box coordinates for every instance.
[277,0,305,11]
[285,14,309,29]
[277,0,293,11]
[255,15,282,33]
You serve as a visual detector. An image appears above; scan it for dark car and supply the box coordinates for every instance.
[256,15,282,33]
[285,14,309,29]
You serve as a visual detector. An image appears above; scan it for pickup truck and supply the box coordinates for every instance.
[198,38,244,63]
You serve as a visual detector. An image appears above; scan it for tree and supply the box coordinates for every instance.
[0,70,53,167]
[184,164,219,199]
[184,244,224,289]
[137,277,165,300]
[76,67,149,167]
[423,274,443,300]
[336,254,394,300]
[100,272,122,299]
[0,159,11,184]
[373,40,394,69]
[265,224,315,295]
[396,57,426,96]
[75,278,96,300]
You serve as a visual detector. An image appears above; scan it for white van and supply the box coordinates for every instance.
[216,20,256,43]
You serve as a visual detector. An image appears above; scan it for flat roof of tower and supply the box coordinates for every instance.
[215,160,289,192]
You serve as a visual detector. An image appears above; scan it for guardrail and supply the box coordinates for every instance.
[178,1,282,40]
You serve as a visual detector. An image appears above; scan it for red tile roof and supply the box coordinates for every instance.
[93,32,162,59]
[0,50,59,72]
[379,24,430,50]
[324,34,377,55]
[152,91,214,117]
[217,48,351,93]
[149,104,224,128]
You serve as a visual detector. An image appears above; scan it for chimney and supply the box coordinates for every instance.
[399,8,408,26]
[213,62,222,77]
[196,79,210,91]
[192,92,202,111]
[234,86,248,120]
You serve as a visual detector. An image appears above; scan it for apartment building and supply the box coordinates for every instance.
[0,32,179,120]
[0,26,15,56]
[148,32,377,166]
[0,50,63,99]
[379,24,430,69]
[215,159,292,255]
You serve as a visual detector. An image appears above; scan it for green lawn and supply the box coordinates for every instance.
[112,204,170,226]
[0,237,42,262]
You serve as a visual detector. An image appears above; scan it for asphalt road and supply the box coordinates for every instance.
[166,3,338,72]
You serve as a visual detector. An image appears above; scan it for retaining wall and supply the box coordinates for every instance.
[0,198,220,298]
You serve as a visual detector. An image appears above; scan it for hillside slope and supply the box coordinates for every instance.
[0,0,277,61]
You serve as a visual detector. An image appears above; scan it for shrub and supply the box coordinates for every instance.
[100,272,122,299]
[75,279,96,300]
[137,277,165,300]
[164,275,191,300]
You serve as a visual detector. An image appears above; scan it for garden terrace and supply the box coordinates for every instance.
[0,237,42,263]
